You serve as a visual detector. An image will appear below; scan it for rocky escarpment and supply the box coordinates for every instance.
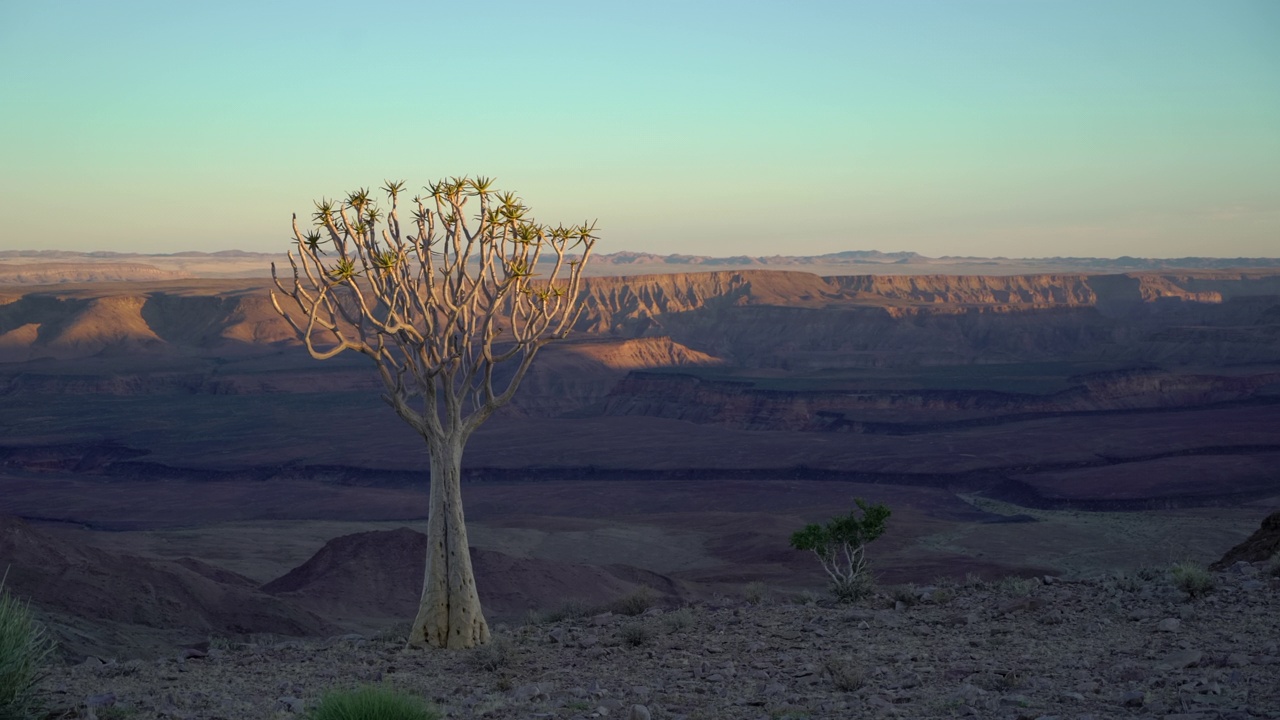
[1213,510,1280,569]
[597,369,1280,431]
[570,270,1280,369]
[2,270,1278,366]
[0,285,294,362]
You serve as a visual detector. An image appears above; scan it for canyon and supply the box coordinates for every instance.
[1,265,1278,659]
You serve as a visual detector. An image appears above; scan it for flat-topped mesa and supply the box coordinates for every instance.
[1,270,1277,363]
[829,273,1099,306]
[0,262,183,285]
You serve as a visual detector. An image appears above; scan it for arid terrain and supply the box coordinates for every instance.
[1,254,1279,669]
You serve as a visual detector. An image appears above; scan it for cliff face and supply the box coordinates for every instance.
[567,270,1280,369]
[0,284,294,361]
[597,369,1280,431]
[1,269,1277,380]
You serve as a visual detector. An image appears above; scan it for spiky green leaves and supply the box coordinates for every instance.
[382,179,407,199]
[302,230,326,255]
[373,250,399,276]
[505,258,534,279]
[327,257,360,282]
[312,198,337,226]
[346,187,372,213]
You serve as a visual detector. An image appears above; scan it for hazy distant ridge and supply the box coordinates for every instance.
[4,248,1278,271]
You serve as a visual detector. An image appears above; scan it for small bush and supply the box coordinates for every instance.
[824,656,865,691]
[609,587,655,617]
[743,581,768,605]
[0,574,56,720]
[794,590,822,606]
[1171,562,1215,598]
[995,576,1037,597]
[927,586,955,605]
[1266,552,1280,578]
[619,622,654,647]
[663,607,694,633]
[308,685,439,720]
[790,499,891,604]
[466,636,513,672]
[542,600,593,623]
[889,584,918,607]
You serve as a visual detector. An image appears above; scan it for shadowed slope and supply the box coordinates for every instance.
[0,516,338,657]
[260,528,686,622]
[1212,510,1280,569]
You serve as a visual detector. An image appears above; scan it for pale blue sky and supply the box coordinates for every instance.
[1,1,1277,257]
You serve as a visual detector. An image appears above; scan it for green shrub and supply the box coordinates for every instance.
[0,574,55,720]
[824,656,865,691]
[466,636,513,672]
[995,576,1037,597]
[542,600,593,623]
[663,607,694,633]
[609,587,655,617]
[743,581,768,605]
[927,586,955,605]
[308,685,439,720]
[889,584,918,607]
[790,499,890,603]
[619,622,654,647]
[1170,562,1215,598]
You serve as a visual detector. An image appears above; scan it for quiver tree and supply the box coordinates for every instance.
[790,498,890,602]
[270,177,596,648]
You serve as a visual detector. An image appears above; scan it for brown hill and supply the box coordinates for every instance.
[1212,510,1280,569]
[261,528,687,623]
[0,516,338,658]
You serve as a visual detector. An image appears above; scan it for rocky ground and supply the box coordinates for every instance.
[39,560,1280,720]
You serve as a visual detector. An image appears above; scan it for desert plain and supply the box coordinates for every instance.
[1,251,1279,668]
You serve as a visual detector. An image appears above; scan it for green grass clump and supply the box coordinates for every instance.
[608,587,655,617]
[0,574,55,720]
[307,685,439,720]
[663,607,694,633]
[541,600,593,623]
[619,622,655,647]
[1170,562,1215,598]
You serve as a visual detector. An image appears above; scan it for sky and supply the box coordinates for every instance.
[0,1,1277,259]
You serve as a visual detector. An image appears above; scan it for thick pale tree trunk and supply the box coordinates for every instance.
[407,433,490,648]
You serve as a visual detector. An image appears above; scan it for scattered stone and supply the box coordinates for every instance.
[1158,649,1203,670]
[85,692,116,708]
[35,562,1280,720]
[511,683,546,702]
[1157,618,1181,632]
[1120,690,1146,707]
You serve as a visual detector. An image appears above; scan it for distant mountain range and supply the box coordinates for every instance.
[4,248,1278,271]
